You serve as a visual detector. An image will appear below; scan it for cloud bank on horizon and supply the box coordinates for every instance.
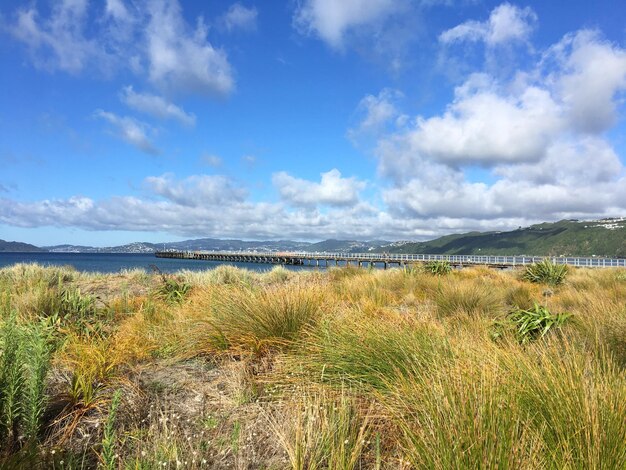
[0,0,625,245]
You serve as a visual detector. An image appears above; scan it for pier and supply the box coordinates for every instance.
[155,251,626,269]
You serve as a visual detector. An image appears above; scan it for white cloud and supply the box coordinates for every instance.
[273,169,366,207]
[366,26,626,230]
[105,0,131,22]
[348,88,407,140]
[294,0,400,49]
[146,0,234,96]
[121,86,196,126]
[6,0,109,74]
[94,110,159,155]
[5,0,235,97]
[547,30,626,133]
[405,80,563,167]
[144,173,247,207]
[440,3,537,46]
[220,3,258,32]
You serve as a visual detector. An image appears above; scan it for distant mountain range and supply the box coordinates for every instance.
[1,218,625,257]
[39,238,391,254]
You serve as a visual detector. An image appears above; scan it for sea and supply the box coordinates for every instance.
[0,252,316,274]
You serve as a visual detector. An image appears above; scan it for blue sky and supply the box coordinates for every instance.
[1,0,625,246]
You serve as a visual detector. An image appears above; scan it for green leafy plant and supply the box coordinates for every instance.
[99,390,122,470]
[60,287,96,318]
[423,260,452,276]
[508,303,571,344]
[0,310,52,455]
[523,260,569,286]
[155,277,191,305]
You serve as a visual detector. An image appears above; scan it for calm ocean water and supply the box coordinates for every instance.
[0,252,315,274]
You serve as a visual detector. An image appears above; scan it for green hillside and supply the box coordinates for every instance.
[386,219,626,257]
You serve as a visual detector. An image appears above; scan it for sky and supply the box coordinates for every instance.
[1,0,625,247]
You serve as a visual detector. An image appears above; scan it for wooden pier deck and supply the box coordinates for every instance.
[155,251,626,269]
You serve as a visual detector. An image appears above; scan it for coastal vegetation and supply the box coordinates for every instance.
[0,262,625,468]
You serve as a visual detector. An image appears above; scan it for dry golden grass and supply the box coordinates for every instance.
[1,263,625,468]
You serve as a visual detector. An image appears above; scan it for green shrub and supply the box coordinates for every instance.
[0,310,52,455]
[154,277,191,305]
[507,303,570,344]
[523,259,569,286]
[60,287,96,318]
[423,260,452,276]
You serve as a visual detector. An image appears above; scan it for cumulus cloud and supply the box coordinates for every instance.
[121,86,196,126]
[0,171,375,239]
[440,3,537,46]
[94,110,159,155]
[273,169,366,207]
[365,25,626,229]
[220,3,258,32]
[403,79,563,167]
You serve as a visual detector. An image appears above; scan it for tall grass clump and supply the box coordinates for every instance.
[386,358,544,469]
[508,344,626,468]
[523,259,569,286]
[204,284,323,355]
[292,314,452,391]
[270,388,371,470]
[435,281,502,318]
[0,308,52,455]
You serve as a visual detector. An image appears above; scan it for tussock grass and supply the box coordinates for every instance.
[269,387,372,470]
[203,284,324,355]
[1,263,625,467]
[180,264,255,287]
[290,313,452,390]
[435,280,503,318]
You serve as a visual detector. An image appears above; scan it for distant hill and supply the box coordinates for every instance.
[384,219,626,257]
[45,238,387,254]
[0,239,47,252]
[303,239,390,253]
[25,217,626,257]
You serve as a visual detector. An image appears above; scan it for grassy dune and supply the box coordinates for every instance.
[0,262,625,469]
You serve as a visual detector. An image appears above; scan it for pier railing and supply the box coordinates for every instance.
[155,251,626,268]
